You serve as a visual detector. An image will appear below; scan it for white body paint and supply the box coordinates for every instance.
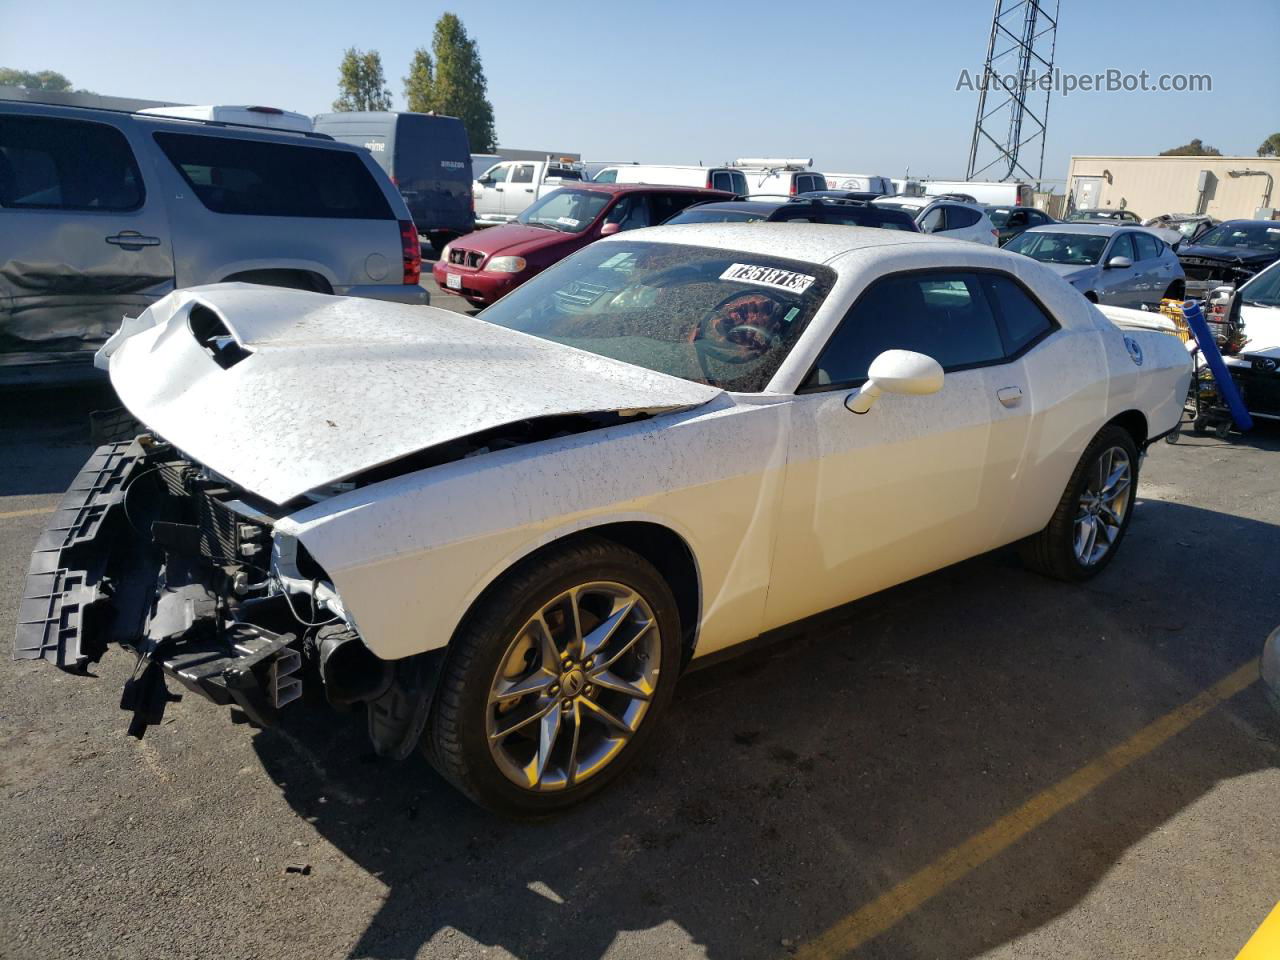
[105,225,1192,663]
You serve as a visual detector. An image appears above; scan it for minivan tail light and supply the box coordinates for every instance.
[399,220,421,285]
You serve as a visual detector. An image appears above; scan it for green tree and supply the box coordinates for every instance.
[1258,133,1280,157]
[0,68,73,91]
[1159,138,1222,157]
[422,13,497,152]
[332,48,392,112]
[403,47,435,114]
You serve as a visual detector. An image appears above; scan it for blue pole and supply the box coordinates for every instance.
[1182,301,1253,432]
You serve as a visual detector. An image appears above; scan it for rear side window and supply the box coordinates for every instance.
[980,274,1056,354]
[0,115,143,211]
[807,271,1006,387]
[153,132,393,219]
[648,192,707,224]
[711,170,735,192]
[1133,232,1161,260]
[945,205,981,229]
[732,171,748,195]
[511,164,535,184]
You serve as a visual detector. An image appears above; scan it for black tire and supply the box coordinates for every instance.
[1019,424,1140,582]
[424,536,681,816]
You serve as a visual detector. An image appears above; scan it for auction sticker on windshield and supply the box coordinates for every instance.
[720,263,816,293]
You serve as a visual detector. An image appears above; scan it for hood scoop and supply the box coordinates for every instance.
[189,303,252,369]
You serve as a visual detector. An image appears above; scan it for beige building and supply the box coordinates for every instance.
[1066,155,1279,221]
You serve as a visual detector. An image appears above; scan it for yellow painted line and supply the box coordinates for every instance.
[0,505,57,521]
[1236,901,1280,959]
[795,658,1261,960]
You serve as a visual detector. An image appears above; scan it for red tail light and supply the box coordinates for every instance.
[399,219,421,285]
[789,181,797,195]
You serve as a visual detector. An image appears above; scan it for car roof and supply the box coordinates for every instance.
[607,220,947,264]
[1024,223,1128,236]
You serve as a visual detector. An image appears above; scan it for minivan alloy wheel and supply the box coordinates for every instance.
[1074,445,1132,566]
[486,582,661,791]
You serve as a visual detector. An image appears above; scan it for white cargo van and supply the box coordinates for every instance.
[731,158,826,196]
[137,104,313,133]
[593,164,747,195]
[921,179,1034,206]
[823,172,893,195]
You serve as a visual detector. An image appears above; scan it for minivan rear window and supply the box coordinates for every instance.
[153,132,393,220]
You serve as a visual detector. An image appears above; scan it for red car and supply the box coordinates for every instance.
[432,183,731,307]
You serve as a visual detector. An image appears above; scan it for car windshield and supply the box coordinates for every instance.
[478,241,835,392]
[1241,264,1280,308]
[1005,231,1108,265]
[517,188,612,233]
[1068,210,1123,221]
[666,208,768,225]
[1195,223,1280,252]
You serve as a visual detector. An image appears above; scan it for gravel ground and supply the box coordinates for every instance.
[1,285,1278,959]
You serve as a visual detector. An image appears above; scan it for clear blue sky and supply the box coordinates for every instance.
[4,0,1277,185]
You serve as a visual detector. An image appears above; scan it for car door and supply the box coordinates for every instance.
[763,269,1034,630]
[0,110,174,375]
[503,163,537,218]
[1099,232,1139,306]
[474,162,509,219]
[1133,231,1174,305]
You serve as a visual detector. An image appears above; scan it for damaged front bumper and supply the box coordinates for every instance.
[15,439,304,735]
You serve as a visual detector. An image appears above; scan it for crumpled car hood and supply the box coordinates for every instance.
[104,284,722,504]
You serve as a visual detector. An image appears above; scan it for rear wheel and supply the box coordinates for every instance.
[424,537,681,816]
[1019,425,1139,581]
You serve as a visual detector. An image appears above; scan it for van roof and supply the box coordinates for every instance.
[0,99,338,142]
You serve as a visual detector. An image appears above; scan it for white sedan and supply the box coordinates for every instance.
[17,224,1191,814]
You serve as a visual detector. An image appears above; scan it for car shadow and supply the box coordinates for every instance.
[0,382,118,496]
[250,495,1280,959]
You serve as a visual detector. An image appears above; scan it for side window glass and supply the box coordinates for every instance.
[711,171,732,192]
[807,271,1006,387]
[592,168,616,183]
[0,115,143,211]
[1133,233,1160,260]
[511,164,535,184]
[946,206,981,229]
[919,206,945,233]
[732,172,748,195]
[486,165,509,183]
[1109,233,1136,262]
[982,274,1056,355]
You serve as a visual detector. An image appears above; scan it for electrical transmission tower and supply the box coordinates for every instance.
[965,0,1060,185]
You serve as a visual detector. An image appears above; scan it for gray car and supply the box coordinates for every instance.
[0,102,427,384]
[1003,223,1185,308]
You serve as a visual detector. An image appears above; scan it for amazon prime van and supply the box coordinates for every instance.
[314,111,475,252]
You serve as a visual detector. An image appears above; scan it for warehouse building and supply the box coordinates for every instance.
[1067,155,1279,221]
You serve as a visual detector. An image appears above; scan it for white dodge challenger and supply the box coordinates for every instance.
[17,223,1191,814]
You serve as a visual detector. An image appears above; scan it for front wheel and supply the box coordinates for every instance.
[424,537,681,816]
[1019,425,1139,581]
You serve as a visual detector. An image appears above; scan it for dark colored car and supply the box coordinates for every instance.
[1177,219,1280,298]
[1066,208,1142,224]
[664,197,919,231]
[432,183,729,306]
[313,111,474,254]
[985,204,1055,245]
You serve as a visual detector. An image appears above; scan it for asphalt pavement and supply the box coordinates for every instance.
[1,287,1278,959]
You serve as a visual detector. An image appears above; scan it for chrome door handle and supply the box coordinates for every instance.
[495,187,504,192]
[997,386,1023,408]
[105,232,161,248]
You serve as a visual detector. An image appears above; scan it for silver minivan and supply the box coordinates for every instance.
[0,102,427,383]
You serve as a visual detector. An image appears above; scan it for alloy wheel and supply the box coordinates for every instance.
[486,582,661,791]
[1073,445,1132,566]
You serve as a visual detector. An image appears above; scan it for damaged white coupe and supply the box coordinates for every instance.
[16,224,1192,814]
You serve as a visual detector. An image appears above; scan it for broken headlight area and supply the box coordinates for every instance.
[14,436,392,739]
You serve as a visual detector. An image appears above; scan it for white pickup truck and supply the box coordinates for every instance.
[473,158,585,226]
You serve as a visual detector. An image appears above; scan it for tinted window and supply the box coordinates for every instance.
[1028,210,1049,225]
[511,164,535,184]
[945,205,981,229]
[981,274,1055,354]
[153,133,392,219]
[731,172,748,195]
[646,192,705,225]
[480,241,835,393]
[0,115,143,211]
[1133,232,1161,260]
[711,171,734,192]
[808,271,1006,387]
[665,207,766,225]
[1108,233,1136,261]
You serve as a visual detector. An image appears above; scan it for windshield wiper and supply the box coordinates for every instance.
[525,220,564,232]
